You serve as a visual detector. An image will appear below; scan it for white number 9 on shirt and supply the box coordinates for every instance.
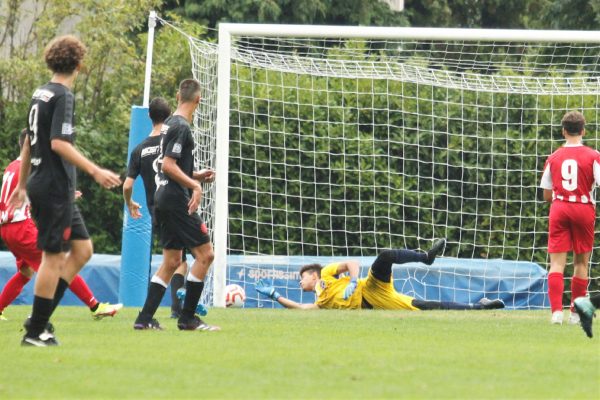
[561,159,578,191]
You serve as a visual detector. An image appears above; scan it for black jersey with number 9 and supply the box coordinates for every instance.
[26,82,76,201]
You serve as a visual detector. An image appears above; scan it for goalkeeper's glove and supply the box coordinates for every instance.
[343,277,358,300]
[255,279,281,301]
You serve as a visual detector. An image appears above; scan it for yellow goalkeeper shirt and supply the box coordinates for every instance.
[314,263,364,309]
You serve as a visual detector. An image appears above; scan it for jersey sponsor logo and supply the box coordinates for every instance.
[31,157,42,166]
[141,145,160,157]
[61,122,73,136]
[172,143,182,154]
[32,88,55,102]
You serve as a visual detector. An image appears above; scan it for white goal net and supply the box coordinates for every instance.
[164,22,600,308]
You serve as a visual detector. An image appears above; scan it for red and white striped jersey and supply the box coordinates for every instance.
[0,159,30,224]
[540,143,600,205]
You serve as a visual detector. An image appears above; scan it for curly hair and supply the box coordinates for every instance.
[44,35,87,74]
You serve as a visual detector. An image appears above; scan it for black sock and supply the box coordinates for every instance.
[412,299,474,310]
[50,278,70,314]
[371,250,428,282]
[591,295,600,309]
[170,273,185,313]
[137,282,167,323]
[27,296,54,338]
[181,280,204,319]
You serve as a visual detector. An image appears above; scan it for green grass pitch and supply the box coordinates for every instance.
[0,306,598,399]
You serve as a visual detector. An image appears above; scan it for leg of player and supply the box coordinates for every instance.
[22,251,65,346]
[412,298,505,310]
[177,242,219,331]
[370,239,446,283]
[568,252,590,325]
[0,266,34,320]
[547,252,567,325]
[170,258,187,318]
[68,275,123,320]
[573,295,599,339]
[49,239,93,316]
[134,249,181,330]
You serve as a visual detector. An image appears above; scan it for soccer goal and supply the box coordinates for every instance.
[137,18,600,308]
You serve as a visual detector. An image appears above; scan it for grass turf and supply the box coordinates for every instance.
[0,306,598,399]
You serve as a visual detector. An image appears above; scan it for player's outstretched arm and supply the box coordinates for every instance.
[255,279,319,310]
[122,177,142,219]
[51,139,121,189]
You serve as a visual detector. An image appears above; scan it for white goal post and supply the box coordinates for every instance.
[207,24,600,308]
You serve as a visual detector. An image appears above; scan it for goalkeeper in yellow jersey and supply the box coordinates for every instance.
[256,239,504,311]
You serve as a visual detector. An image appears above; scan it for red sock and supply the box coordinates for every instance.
[0,272,31,313]
[69,275,98,309]
[570,276,588,311]
[547,272,564,313]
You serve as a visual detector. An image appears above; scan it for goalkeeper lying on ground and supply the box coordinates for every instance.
[256,239,505,311]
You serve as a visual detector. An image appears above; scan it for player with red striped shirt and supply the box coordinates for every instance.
[0,130,122,322]
[540,111,600,325]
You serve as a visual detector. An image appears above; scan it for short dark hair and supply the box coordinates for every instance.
[44,35,87,74]
[299,263,323,278]
[562,111,585,136]
[19,128,27,148]
[178,79,201,103]
[148,97,171,125]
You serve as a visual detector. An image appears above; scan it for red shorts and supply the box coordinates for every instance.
[0,219,42,271]
[548,201,596,254]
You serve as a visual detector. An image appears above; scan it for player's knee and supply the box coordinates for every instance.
[20,267,34,279]
[375,250,395,264]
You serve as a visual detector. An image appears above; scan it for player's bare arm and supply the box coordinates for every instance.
[278,297,320,310]
[543,189,552,202]
[162,155,202,214]
[50,138,121,189]
[7,135,31,212]
[335,260,360,279]
[193,168,216,183]
[122,177,142,218]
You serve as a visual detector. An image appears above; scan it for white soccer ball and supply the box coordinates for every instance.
[225,284,246,308]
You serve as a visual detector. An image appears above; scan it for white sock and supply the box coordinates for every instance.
[187,272,203,283]
[150,275,168,288]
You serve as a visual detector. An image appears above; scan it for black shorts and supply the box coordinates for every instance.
[29,197,89,253]
[154,207,210,250]
[150,222,189,263]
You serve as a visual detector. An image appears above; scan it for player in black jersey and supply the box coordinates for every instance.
[123,97,199,318]
[8,35,121,346]
[134,79,217,331]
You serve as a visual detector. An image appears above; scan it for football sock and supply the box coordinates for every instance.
[0,272,30,312]
[371,249,428,282]
[138,282,166,322]
[181,280,204,319]
[570,276,588,311]
[50,278,70,315]
[68,275,98,309]
[547,272,564,313]
[170,273,185,313]
[27,295,53,338]
[412,299,475,310]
